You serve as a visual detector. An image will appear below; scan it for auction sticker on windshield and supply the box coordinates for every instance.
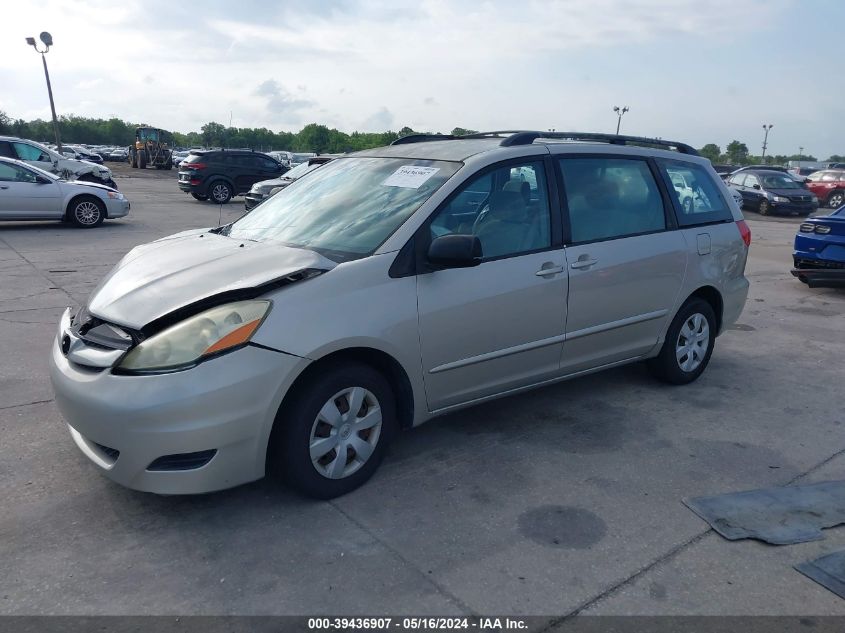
[382,165,440,188]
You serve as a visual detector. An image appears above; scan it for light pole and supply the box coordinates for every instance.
[613,106,629,135]
[798,146,804,161]
[25,32,62,152]
[761,123,773,163]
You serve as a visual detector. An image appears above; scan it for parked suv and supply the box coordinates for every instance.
[0,136,115,189]
[804,170,845,209]
[244,155,334,210]
[178,149,284,203]
[50,131,750,499]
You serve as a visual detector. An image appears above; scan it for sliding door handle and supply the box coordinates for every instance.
[571,258,598,270]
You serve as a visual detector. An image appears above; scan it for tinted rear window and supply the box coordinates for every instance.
[657,159,733,227]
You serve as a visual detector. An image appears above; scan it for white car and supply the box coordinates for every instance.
[0,136,115,188]
[0,157,129,228]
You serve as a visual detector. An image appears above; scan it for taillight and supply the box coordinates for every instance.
[184,162,206,170]
[736,220,751,247]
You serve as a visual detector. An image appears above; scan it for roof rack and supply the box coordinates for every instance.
[391,130,699,155]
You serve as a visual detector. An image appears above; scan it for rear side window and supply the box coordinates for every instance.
[657,160,733,227]
[559,157,665,243]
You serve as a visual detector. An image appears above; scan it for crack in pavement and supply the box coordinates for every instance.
[0,398,54,412]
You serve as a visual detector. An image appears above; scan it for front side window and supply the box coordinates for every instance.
[559,158,665,243]
[224,157,461,261]
[428,161,551,259]
[759,173,801,189]
[13,142,50,162]
[821,172,840,182]
[0,162,39,183]
[658,160,733,226]
[745,175,760,188]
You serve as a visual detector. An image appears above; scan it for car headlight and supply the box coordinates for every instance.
[773,195,790,203]
[118,300,271,372]
[107,191,124,199]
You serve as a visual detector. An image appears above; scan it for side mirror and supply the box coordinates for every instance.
[427,234,482,269]
[35,175,52,184]
[752,184,761,190]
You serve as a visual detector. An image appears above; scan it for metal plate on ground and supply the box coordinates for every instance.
[684,480,845,545]
[796,551,845,600]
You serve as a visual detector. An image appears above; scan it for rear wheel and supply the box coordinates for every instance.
[827,190,844,209]
[138,150,147,169]
[271,362,396,499]
[209,180,233,204]
[758,198,770,215]
[191,192,208,201]
[67,196,105,228]
[647,298,716,385]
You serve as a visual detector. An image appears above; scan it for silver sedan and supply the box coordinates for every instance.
[0,157,129,227]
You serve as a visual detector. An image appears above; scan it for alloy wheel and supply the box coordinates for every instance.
[212,183,230,202]
[675,312,709,373]
[829,192,844,208]
[74,201,101,225]
[309,387,383,479]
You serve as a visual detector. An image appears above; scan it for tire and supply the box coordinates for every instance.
[647,298,716,385]
[827,190,844,209]
[208,180,233,204]
[138,150,147,169]
[67,196,105,228]
[758,198,770,215]
[129,151,137,168]
[165,161,172,171]
[271,362,397,499]
[191,192,208,201]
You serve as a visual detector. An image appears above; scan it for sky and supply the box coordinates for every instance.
[2,0,843,158]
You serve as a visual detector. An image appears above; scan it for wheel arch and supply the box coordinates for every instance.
[65,193,108,221]
[686,285,724,334]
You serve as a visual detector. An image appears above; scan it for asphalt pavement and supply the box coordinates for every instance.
[1,164,844,618]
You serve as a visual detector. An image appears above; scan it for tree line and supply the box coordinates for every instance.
[697,140,844,166]
[0,111,476,153]
[1,111,841,163]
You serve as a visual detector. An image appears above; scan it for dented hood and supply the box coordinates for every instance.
[86,229,336,329]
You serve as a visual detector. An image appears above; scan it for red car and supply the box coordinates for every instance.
[805,170,845,209]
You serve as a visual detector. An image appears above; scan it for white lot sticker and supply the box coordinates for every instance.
[382,165,440,188]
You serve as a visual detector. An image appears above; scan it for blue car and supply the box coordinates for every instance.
[792,205,845,287]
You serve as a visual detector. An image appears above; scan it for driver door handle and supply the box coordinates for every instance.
[0,185,8,190]
[535,264,565,277]
[571,257,598,270]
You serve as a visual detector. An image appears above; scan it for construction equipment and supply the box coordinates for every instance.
[128,126,173,170]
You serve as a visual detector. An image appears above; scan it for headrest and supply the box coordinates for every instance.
[503,179,531,204]
[487,190,528,222]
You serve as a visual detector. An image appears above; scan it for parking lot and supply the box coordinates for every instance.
[1,164,844,619]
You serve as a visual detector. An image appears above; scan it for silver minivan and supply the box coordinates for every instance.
[49,132,750,498]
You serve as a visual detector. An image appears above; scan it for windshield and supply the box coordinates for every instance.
[224,157,461,261]
[760,174,801,189]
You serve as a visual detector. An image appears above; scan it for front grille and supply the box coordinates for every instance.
[92,441,120,461]
[791,195,812,202]
[146,449,217,472]
[795,258,845,270]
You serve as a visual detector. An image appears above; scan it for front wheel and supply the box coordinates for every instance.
[271,362,397,499]
[647,298,716,385]
[67,196,105,228]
